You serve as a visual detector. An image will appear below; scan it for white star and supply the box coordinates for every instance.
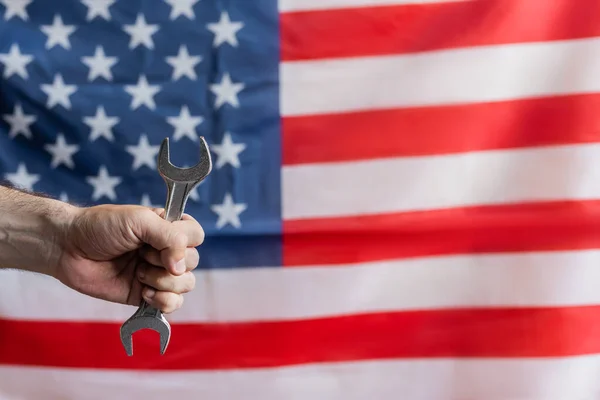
[125,134,160,170]
[207,11,244,47]
[166,45,201,81]
[3,103,35,139]
[0,44,33,79]
[123,14,159,50]
[167,106,203,141]
[124,75,161,110]
[81,0,115,21]
[164,0,198,20]
[5,163,39,191]
[209,73,244,109]
[59,192,69,202]
[44,133,79,169]
[211,132,246,169]
[83,106,119,142]
[86,165,122,201]
[211,193,247,229]
[81,46,118,81]
[1,0,31,20]
[40,15,77,50]
[41,74,77,109]
[141,193,160,208]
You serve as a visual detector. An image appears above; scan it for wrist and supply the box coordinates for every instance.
[0,185,80,278]
[41,198,81,279]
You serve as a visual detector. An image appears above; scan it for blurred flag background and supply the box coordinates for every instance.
[2,0,600,398]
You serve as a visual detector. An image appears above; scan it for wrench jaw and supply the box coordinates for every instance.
[120,315,171,356]
[120,302,171,356]
[157,137,212,183]
[157,136,213,223]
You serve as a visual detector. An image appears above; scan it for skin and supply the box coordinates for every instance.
[0,184,203,314]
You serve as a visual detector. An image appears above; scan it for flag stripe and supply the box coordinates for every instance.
[281,0,600,61]
[5,356,600,400]
[278,0,464,13]
[282,93,600,165]
[280,37,600,117]
[282,143,600,220]
[283,200,600,265]
[5,249,600,323]
[3,306,600,369]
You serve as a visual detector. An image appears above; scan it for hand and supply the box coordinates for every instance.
[54,204,204,313]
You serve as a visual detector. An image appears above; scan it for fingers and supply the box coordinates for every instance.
[138,264,195,313]
[142,287,184,314]
[134,209,204,275]
[140,246,199,273]
[138,264,196,293]
[131,209,204,313]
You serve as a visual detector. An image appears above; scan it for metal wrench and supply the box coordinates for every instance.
[120,136,213,356]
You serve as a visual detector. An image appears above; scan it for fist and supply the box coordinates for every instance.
[55,204,205,313]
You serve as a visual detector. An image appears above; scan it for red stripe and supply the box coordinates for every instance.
[2,306,600,370]
[283,200,600,266]
[281,0,600,62]
[282,93,600,165]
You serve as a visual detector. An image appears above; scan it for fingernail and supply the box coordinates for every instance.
[143,288,155,300]
[175,258,186,274]
[138,269,145,280]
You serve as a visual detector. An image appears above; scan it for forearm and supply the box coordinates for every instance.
[0,184,77,277]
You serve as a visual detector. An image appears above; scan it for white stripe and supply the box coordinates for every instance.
[283,143,600,219]
[3,249,600,322]
[1,356,600,400]
[281,37,600,117]
[278,0,465,12]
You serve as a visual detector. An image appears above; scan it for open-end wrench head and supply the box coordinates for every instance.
[120,314,171,356]
[158,137,212,183]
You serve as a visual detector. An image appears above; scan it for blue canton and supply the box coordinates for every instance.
[0,0,282,269]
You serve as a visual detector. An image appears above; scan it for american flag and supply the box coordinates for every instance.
[1,0,600,398]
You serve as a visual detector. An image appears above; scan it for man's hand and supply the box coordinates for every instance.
[57,204,204,313]
[0,185,204,314]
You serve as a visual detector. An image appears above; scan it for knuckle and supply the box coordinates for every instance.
[183,272,196,293]
[161,294,182,313]
[161,273,194,294]
[143,268,170,290]
[157,273,177,292]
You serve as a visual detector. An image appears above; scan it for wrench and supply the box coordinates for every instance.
[120,136,212,356]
